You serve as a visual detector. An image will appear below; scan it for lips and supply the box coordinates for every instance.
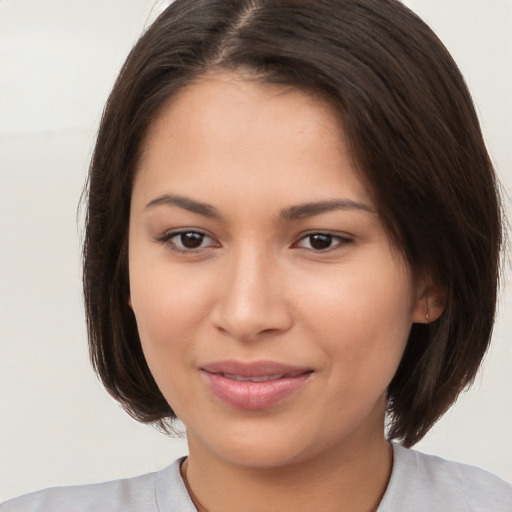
[200,360,312,410]
[222,373,289,382]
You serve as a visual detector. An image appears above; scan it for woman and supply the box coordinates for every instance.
[2,0,510,510]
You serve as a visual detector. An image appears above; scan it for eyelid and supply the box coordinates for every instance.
[292,231,354,251]
[154,228,220,252]
[153,228,353,253]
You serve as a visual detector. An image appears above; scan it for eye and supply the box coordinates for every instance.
[158,230,218,252]
[294,233,351,251]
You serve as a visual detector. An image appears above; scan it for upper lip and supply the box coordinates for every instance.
[200,360,312,378]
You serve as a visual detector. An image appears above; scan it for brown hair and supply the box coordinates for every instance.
[83,0,502,447]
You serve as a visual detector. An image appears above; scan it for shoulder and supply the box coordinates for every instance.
[378,443,512,512]
[0,458,196,512]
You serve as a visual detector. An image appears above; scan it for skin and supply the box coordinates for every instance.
[128,73,435,512]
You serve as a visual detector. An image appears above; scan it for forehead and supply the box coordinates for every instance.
[134,72,371,210]
[143,73,344,157]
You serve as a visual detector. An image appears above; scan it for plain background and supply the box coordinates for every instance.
[0,0,511,502]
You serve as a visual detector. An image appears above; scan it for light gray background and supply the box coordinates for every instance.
[1,0,511,502]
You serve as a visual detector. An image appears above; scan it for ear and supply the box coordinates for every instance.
[412,281,446,324]
[128,295,133,309]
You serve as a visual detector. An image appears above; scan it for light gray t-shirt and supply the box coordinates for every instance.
[1,443,511,511]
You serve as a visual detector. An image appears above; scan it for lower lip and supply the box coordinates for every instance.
[201,371,311,410]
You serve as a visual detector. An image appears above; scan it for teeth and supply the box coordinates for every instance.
[223,373,285,382]
[249,375,285,382]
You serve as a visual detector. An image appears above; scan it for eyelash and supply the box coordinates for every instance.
[155,230,218,253]
[292,232,353,251]
[155,230,353,253]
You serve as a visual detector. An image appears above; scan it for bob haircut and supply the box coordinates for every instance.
[84,0,502,447]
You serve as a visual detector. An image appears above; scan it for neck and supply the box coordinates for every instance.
[182,433,392,512]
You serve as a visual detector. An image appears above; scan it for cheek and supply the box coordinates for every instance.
[296,256,414,374]
[128,257,212,369]
[128,267,208,416]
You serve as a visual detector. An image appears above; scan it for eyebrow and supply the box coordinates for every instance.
[145,194,222,218]
[145,194,374,220]
[280,199,375,220]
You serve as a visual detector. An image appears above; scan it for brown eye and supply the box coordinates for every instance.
[159,230,218,251]
[179,232,205,249]
[295,233,352,251]
[308,234,334,250]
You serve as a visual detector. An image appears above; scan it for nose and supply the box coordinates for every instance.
[209,247,293,341]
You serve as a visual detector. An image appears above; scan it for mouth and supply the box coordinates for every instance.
[220,373,296,382]
[200,360,313,410]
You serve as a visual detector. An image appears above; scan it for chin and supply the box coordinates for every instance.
[186,415,353,471]
[212,441,310,470]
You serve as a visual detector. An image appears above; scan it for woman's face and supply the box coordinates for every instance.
[128,73,426,468]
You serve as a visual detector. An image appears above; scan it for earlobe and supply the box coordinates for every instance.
[413,285,446,324]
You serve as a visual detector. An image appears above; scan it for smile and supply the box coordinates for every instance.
[200,360,312,410]
[222,373,287,382]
